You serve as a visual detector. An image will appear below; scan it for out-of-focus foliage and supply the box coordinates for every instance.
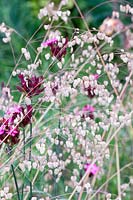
[29,0,74,15]
[0,0,131,85]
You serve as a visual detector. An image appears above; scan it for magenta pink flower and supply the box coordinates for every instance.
[82,105,95,119]
[93,74,99,80]
[0,118,20,145]
[42,38,68,61]
[0,104,32,145]
[6,104,32,127]
[84,163,99,177]
[6,105,22,117]
[42,38,58,47]
[0,81,33,146]
[82,105,95,112]
[17,74,44,97]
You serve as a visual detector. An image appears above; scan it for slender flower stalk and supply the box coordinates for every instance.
[11,164,21,200]
[23,128,25,160]
[29,123,32,161]
[29,181,32,199]
[29,123,33,199]
[7,145,20,200]
[21,183,24,200]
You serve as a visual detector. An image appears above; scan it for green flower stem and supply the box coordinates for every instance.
[29,123,32,199]
[11,164,21,200]
[29,180,32,199]
[23,128,25,160]
[21,183,24,200]
[7,145,20,200]
[29,123,32,161]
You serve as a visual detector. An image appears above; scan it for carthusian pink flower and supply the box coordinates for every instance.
[84,163,99,177]
[82,105,95,119]
[6,104,32,127]
[17,74,44,97]
[0,104,32,145]
[93,74,99,80]
[0,118,20,145]
[42,38,68,61]
[42,38,58,47]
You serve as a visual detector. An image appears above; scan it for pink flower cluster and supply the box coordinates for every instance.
[0,73,45,145]
[0,105,32,145]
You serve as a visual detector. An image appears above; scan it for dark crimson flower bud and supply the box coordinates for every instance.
[21,105,32,127]
[84,74,99,98]
[51,82,58,95]
[17,74,44,98]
